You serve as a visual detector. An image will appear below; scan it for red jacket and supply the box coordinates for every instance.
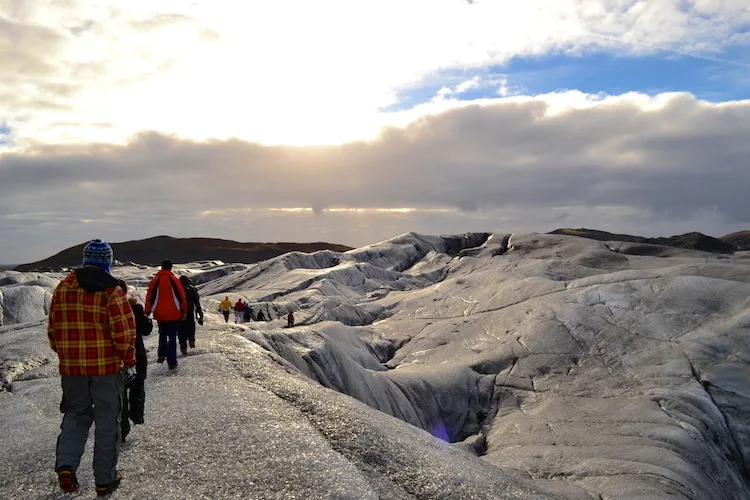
[48,268,136,376]
[145,270,187,321]
[234,300,245,312]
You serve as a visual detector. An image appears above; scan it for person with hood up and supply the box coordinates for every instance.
[233,298,245,323]
[48,239,135,497]
[119,282,152,443]
[178,275,203,355]
[219,296,232,323]
[144,260,187,370]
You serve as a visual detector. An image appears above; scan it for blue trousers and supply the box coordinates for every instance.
[157,320,181,367]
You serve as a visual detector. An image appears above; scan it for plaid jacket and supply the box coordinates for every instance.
[47,268,136,376]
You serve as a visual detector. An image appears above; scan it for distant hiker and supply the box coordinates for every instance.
[234,299,245,323]
[48,239,135,496]
[178,276,203,355]
[120,282,153,443]
[256,309,266,322]
[243,301,252,322]
[287,311,294,328]
[219,296,232,323]
[145,260,187,370]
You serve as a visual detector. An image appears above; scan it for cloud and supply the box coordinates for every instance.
[1,90,749,262]
[0,16,65,77]
[2,2,749,261]
[435,75,516,100]
[1,1,749,147]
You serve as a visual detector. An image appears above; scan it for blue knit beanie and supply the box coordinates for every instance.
[82,239,113,273]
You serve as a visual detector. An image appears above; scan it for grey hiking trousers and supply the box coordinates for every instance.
[56,372,123,486]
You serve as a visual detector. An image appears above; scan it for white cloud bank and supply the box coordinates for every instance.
[1,0,749,147]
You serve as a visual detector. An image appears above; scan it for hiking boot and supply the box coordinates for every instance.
[180,347,188,356]
[57,468,78,493]
[168,363,178,370]
[95,472,122,496]
[157,356,165,364]
[189,341,195,348]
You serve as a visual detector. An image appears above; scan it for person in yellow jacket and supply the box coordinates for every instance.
[219,296,232,323]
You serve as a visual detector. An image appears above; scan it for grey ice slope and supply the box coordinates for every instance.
[1,231,749,499]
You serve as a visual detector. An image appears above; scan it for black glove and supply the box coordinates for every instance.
[122,366,137,388]
[197,312,204,325]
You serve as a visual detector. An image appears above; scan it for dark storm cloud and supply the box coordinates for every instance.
[1,92,749,262]
[4,92,749,220]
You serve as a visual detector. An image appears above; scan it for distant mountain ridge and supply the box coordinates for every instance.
[719,230,750,251]
[14,236,354,271]
[548,228,739,253]
[15,228,750,272]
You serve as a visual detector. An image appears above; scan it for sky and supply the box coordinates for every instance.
[1,0,750,264]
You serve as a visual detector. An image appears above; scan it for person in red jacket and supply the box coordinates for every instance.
[233,298,245,323]
[48,239,136,496]
[144,260,187,370]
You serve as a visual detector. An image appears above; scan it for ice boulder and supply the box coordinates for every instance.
[0,285,53,325]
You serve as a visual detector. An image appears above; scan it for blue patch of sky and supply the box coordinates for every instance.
[380,67,483,112]
[0,121,11,146]
[501,49,750,101]
[382,83,449,112]
[383,48,750,112]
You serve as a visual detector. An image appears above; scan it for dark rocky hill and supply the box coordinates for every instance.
[720,231,750,251]
[14,236,354,271]
[549,228,735,254]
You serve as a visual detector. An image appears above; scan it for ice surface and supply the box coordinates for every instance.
[0,271,60,327]
[1,232,749,499]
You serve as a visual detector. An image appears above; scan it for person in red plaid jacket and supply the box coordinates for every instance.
[48,239,136,497]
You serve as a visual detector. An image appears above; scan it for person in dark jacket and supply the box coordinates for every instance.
[178,276,203,355]
[121,287,152,442]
